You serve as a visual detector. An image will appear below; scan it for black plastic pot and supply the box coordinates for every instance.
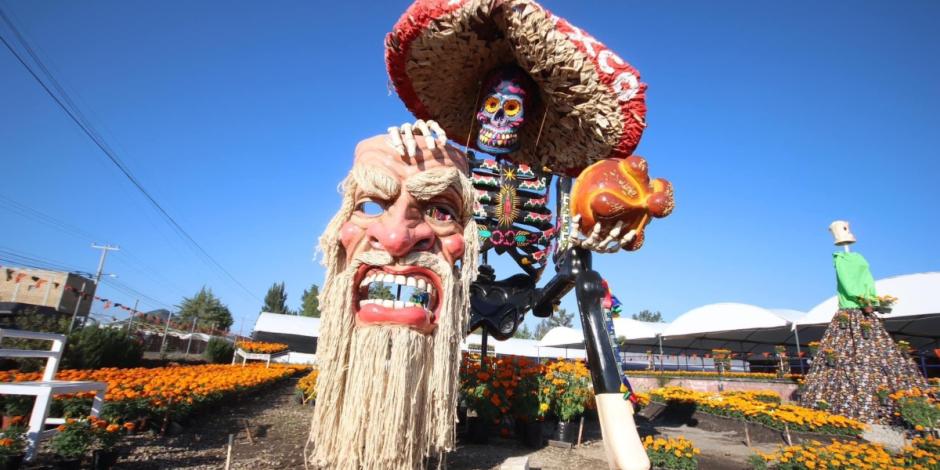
[466,416,490,444]
[554,419,576,443]
[92,449,118,470]
[52,457,81,470]
[0,454,24,470]
[522,420,544,448]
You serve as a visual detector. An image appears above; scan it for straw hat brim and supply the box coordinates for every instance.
[386,0,647,175]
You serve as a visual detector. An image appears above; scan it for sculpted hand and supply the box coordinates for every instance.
[386,119,447,157]
[568,156,674,253]
[569,215,637,253]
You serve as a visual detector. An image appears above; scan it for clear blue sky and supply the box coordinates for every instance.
[1,1,938,336]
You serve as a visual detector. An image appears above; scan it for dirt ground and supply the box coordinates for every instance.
[27,378,770,469]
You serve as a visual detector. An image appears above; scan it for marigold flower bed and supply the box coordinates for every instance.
[643,435,700,470]
[649,387,866,438]
[1,364,308,425]
[755,435,940,469]
[235,340,289,354]
[627,370,802,383]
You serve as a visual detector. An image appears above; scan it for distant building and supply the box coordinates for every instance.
[0,266,96,319]
[252,312,319,363]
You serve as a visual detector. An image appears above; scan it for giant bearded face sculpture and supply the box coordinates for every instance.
[308,134,478,470]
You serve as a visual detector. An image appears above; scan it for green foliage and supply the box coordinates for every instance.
[632,309,664,322]
[262,282,290,314]
[513,323,533,339]
[534,308,574,339]
[3,396,32,416]
[0,426,27,460]
[747,454,769,470]
[368,283,396,301]
[204,337,235,364]
[299,284,321,317]
[896,396,940,430]
[49,419,93,459]
[177,287,233,331]
[1,308,71,372]
[62,327,143,370]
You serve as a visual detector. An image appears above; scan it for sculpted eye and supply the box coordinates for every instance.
[356,200,385,216]
[504,99,521,116]
[426,204,456,222]
[484,96,500,113]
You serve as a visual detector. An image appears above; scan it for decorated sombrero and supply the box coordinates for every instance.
[386,0,648,175]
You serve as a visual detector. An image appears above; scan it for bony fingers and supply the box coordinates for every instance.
[400,123,417,157]
[386,127,405,156]
[620,229,637,245]
[414,120,435,150]
[428,120,447,144]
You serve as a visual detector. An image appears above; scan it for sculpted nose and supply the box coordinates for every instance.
[366,206,434,258]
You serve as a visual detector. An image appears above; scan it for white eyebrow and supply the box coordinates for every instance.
[404,167,462,201]
[351,165,400,200]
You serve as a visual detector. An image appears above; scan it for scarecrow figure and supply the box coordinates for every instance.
[383,1,675,468]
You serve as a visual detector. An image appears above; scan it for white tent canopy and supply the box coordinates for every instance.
[537,326,584,348]
[462,334,586,359]
[613,317,666,341]
[253,312,320,337]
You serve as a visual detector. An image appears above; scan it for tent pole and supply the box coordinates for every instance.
[793,325,804,374]
[657,334,664,371]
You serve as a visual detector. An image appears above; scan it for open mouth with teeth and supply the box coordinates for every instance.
[478,125,519,151]
[354,265,442,333]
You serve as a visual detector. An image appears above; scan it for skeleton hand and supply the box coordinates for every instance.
[568,215,637,253]
[567,156,674,253]
[386,119,448,157]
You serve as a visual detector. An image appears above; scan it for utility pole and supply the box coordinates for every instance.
[126,299,139,336]
[160,311,173,356]
[91,243,120,285]
[185,315,198,355]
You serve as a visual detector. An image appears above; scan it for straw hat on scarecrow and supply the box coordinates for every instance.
[386,0,648,175]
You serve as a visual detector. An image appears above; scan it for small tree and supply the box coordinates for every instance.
[300,284,321,318]
[205,337,235,363]
[513,323,534,339]
[534,308,575,339]
[177,287,233,332]
[631,309,664,323]
[368,284,396,301]
[262,282,290,314]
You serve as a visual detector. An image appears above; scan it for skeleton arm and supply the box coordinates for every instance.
[569,216,637,253]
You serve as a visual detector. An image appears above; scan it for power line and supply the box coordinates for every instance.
[0,8,261,304]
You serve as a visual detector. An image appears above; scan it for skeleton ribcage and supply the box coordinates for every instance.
[470,156,554,278]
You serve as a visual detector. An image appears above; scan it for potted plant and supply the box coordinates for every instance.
[836,312,850,328]
[876,294,898,314]
[544,360,592,443]
[459,354,498,444]
[897,340,914,356]
[815,400,830,411]
[2,398,30,430]
[510,357,545,449]
[876,386,890,406]
[807,341,820,356]
[90,417,123,470]
[711,349,731,374]
[860,319,873,339]
[822,348,837,367]
[49,418,93,469]
[0,427,26,470]
[856,296,876,314]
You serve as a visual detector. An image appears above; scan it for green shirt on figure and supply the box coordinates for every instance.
[833,251,877,309]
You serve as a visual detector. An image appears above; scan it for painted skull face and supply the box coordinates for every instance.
[476,67,535,155]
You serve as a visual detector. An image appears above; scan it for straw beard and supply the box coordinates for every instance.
[307,177,478,470]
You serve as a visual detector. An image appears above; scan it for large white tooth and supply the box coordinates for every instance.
[416,279,427,291]
[359,299,372,307]
[395,275,407,286]
[405,301,418,308]
[360,276,371,287]
[382,299,394,308]
[393,300,405,309]
[426,284,435,296]
[384,273,396,283]
[406,277,417,287]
